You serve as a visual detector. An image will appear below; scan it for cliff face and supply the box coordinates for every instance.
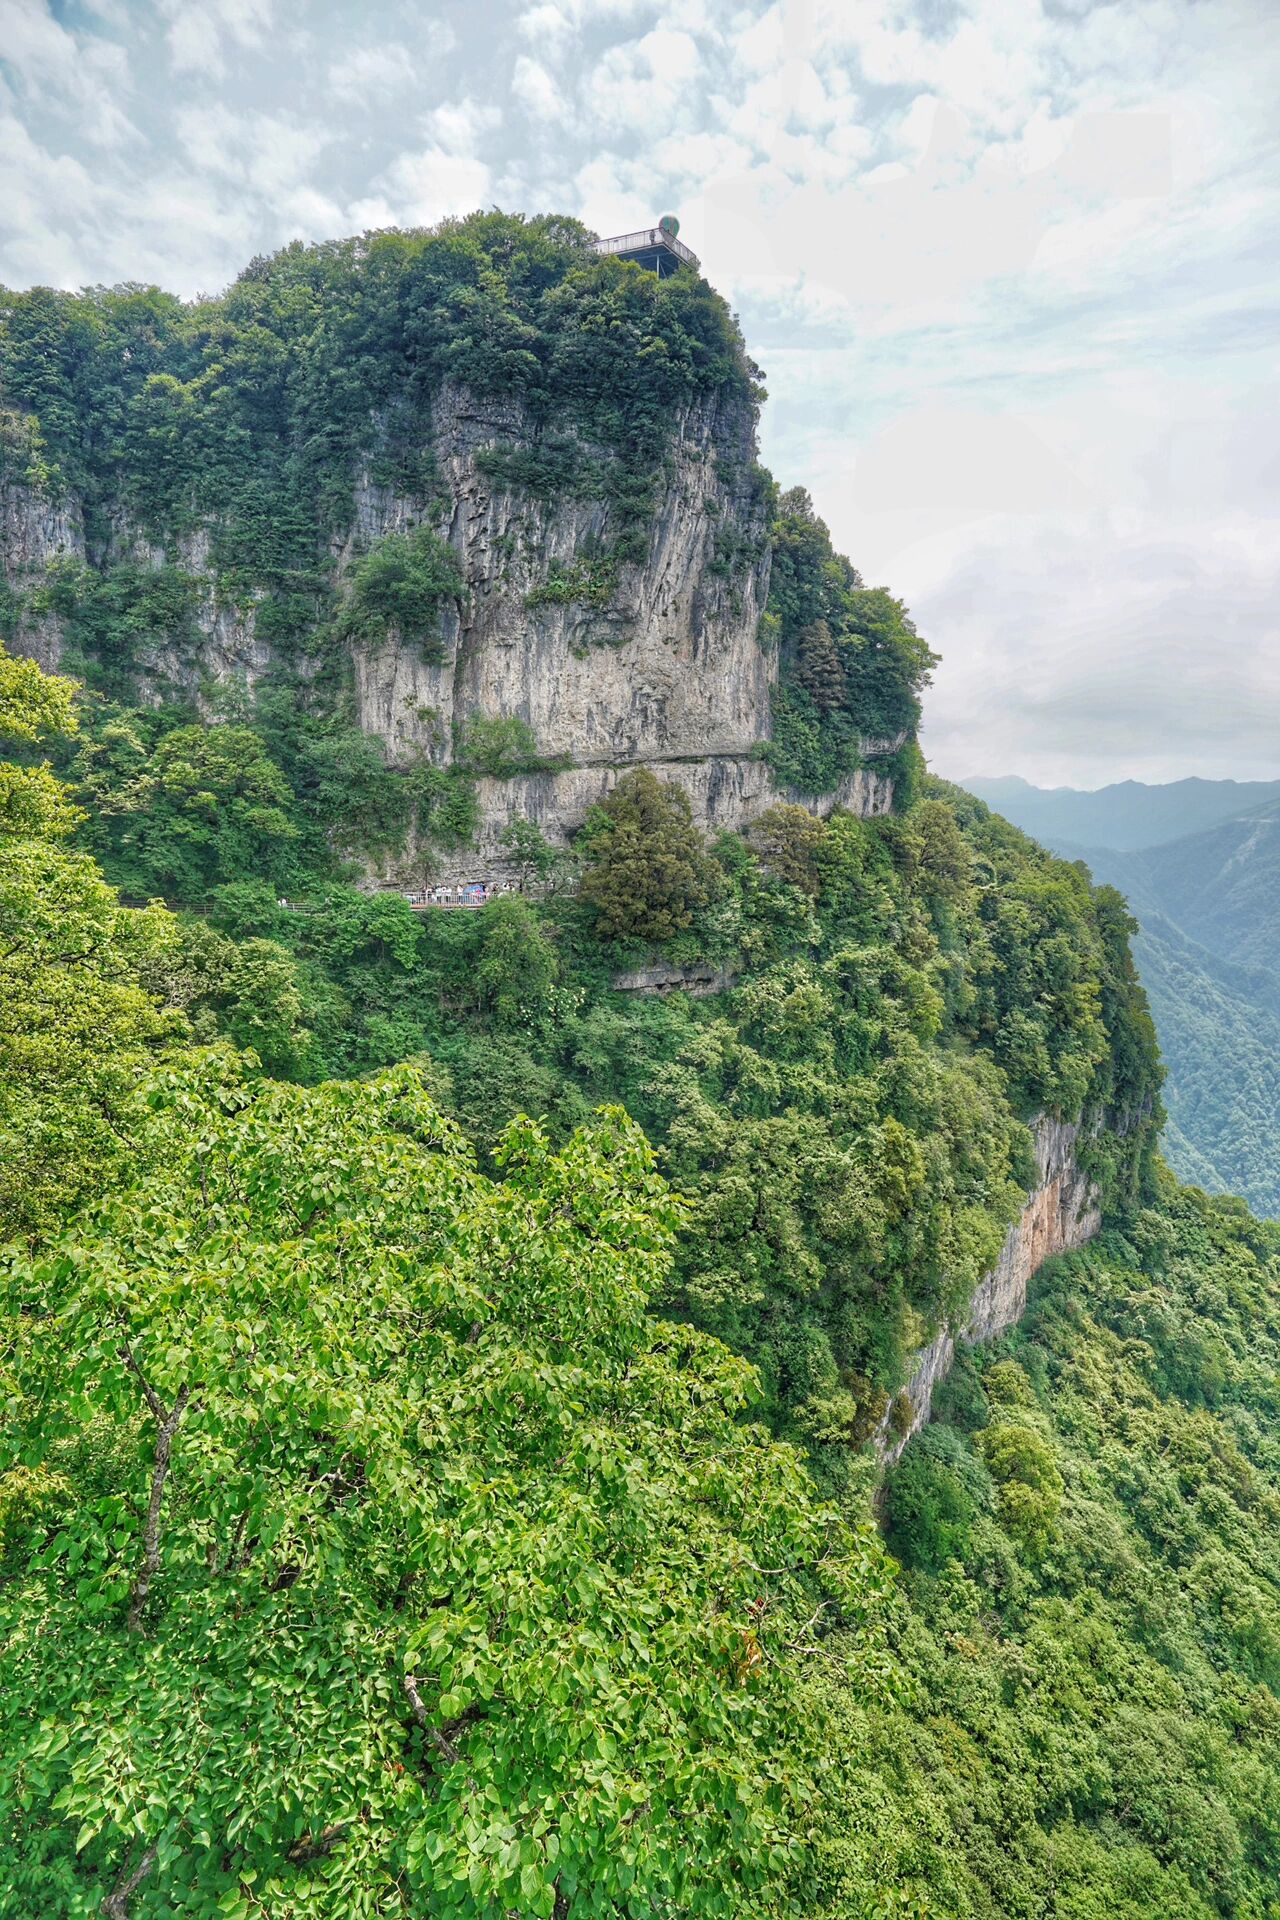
[0,477,82,672]
[349,382,894,870]
[879,1115,1101,1463]
[2,377,900,870]
[352,382,773,770]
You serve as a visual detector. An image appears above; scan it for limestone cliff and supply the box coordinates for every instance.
[878,1115,1101,1463]
[0,477,81,672]
[2,378,899,872]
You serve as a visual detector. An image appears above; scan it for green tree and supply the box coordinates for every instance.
[746,804,830,897]
[99,723,299,901]
[0,642,183,1242]
[470,894,557,1028]
[792,619,846,711]
[578,769,711,944]
[0,1065,894,1918]
[499,815,562,891]
[336,524,462,660]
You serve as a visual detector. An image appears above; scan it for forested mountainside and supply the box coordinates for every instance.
[2,216,1277,1919]
[967,778,1280,1217]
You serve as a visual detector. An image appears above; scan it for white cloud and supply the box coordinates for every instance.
[328,43,420,104]
[423,98,501,155]
[175,106,328,199]
[513,55,567,123]
[591,26,701,132]
[157,0,274,78]
[377,147,493,225]
[0,0,135,147]
[919,510,1280,785]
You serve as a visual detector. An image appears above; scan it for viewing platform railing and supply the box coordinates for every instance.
[593,228,699,269]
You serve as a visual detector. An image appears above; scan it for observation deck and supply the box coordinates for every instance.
[593,221,698,278]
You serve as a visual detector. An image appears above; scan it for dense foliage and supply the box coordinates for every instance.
[0,211,774,885]
[0,214,752,586]
[764,489,937,794]
[0,1063,904,1918]
[977,781,1280,1217]
[0,642,184,1243]
[1129,912,1280,1218]
[26,742,1158,1492]
[832,1180,1280,1916]
[4,244,1270,1918]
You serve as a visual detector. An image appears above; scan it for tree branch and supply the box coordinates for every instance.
[125,1369,192,1633]
[117,1339,167,1425]
[286,1821,351,1864]
[101,1844,157,1918]
[403,1674,464,1767]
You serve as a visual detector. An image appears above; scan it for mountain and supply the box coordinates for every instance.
[1118,799,1280,972]
[7,216,1280,1919]
[962,772,1280,851]
[963,778,1280,1213]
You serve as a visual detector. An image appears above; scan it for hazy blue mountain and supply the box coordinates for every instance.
[1119,801,1280,974]
[963,773,1280,852]
[961,777,1280,1215]
[1124,913,1280,1217]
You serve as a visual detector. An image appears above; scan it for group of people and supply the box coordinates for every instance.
[397,880,515,911]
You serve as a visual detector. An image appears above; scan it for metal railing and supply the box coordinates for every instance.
[593,228,699,269]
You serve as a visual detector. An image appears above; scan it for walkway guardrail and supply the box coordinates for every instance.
[593,228,699,269]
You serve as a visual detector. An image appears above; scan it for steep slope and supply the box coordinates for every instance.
[0,218,924,884]
[825,1182,1280,1917]
[962,778,1280,1215]
[13,216,1280,1920]
[1123,799,1280,973]
[1127,913,1280,1215]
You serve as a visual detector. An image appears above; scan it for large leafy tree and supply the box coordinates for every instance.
[0,642,182,1243]
[0,1064,896,1919]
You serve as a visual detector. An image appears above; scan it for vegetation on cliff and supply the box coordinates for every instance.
[1,225,1271,1919]
[0,661,1269,1915]
[840,1180,1280,1917]
[764,487,937,795]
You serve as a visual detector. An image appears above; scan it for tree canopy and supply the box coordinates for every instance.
[0,1064,896,1919]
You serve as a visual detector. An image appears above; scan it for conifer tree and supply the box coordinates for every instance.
[578,769,710,943]
[793,618,847,711]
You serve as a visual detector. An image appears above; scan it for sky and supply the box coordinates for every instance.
[1,0,1277,786]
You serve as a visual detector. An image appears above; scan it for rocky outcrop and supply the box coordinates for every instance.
[2,379,902,857]
[1,477,83,670]
[417,751,897,883]
[612,960,739,997]
[878,1115,1100,1463]
[105,523,273,696]
[350,380,772,770]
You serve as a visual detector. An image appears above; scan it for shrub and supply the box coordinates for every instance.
[337,524,462,659]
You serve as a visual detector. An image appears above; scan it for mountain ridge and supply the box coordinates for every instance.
[961,771,1280,851]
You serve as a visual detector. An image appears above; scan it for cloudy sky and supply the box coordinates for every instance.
[2,0,1276,785]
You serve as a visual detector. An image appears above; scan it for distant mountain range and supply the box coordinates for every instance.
[963,774,1280,853]
[961,776,1280,1216]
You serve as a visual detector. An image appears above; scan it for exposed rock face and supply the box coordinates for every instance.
[2,379,900,855]
[341,380,899,868]
[1,477,83,671]
[878,1115,1101,1463]
[612,960,739,997]
[422,753,896,883]
[104,523,273,697]
[353,382,773,774]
